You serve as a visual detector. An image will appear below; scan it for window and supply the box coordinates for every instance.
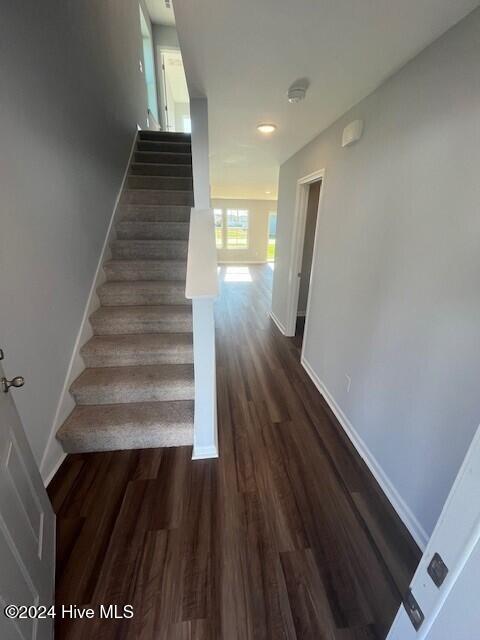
[267,211,277,262]
[226,209,249,249]
[214,209,223,249]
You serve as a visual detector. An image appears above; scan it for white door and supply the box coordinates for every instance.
[161,52,175,132]
[160,50,190,133]
[387,424,480,639]
[0,353,55,640]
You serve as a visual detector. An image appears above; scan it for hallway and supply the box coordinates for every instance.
[48,264,420,639]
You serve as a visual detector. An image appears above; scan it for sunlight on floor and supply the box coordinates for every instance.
[224,266,252,282]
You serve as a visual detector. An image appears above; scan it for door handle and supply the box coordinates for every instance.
[1,376,25,393]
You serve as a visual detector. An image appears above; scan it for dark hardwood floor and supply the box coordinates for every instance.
[48,263,421,640]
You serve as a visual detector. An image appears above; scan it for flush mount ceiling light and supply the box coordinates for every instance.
[287,78,310,104]
[257,123,277,134]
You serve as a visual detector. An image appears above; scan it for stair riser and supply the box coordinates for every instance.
[91,318,192,335]
[137,141,191,154]
[139,131,191,143]
[111,241,188,260]
[134,151,191,165]
[121,190,193,206]
[72,383,195,405]
[119,206,191,222]
[98,289,189,306]
[116,222,189,241]
[82,349,193,368]
[60,429,193,453]
[129,163,192,177]
[105,262,187,282]
[127,175,193,191]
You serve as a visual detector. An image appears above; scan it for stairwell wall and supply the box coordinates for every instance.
[0,1,152,480]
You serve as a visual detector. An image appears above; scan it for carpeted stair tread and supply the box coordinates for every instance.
[90,305,193,335]
[127,175,193,191]
[71,363,195,405]
[116,220,190,240]
[137,140,191,154]
[121,188,193,206]
[57,401,194,452]
[129,163,193,177]
[98,280,190,306]
[111,239,188,260]
[134,151,192,165]
[139,131,191,142]
[118,204,191,222]
[104,259,187,281]
[81,333,193,367]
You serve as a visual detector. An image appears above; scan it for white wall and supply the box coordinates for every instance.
[272,8,480,545]
[0,2,149,473]
[213,198,277,263]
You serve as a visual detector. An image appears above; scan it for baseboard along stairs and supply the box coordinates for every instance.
[57,131,195,453]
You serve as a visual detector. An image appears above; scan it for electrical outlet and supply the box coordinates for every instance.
[345,374,351,393]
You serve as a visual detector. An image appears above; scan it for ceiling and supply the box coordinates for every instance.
[172,0,478,200]
[145,0,175,26]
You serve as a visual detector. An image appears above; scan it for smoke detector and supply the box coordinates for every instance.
[287,79,309,104]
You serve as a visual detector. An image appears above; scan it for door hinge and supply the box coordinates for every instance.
[427,552,449,588]
[403,589,424,631]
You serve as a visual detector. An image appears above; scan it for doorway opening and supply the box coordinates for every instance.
[284,169,325,348]
[267,211,277,263]
[139,6,159,128]
[160,50,190,133]
[296,180,321,347]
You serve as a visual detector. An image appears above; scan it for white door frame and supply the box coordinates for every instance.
[159,50,171,132]
[284,168,326,338]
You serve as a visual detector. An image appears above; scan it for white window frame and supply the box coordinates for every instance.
[225,209,249,250]
[214,209,224,249]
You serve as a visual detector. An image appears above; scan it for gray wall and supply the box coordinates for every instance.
[153,25,180,50]
[0,1,149,467]
[272,8,480,542]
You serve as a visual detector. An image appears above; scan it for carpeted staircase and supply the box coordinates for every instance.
[57,131,195,453]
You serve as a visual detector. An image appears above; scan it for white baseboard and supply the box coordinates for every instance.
[39,129,139,485]
[217,260,267,264]
[301,354,429,551]
[43,452,67,487]
[270,310,287,335]
[192,445,219,460]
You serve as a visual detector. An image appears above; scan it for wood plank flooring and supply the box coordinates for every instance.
[48,264,421,640]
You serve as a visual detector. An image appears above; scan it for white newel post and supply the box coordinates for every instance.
[186,97,219,459]
[191,296,218,458]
